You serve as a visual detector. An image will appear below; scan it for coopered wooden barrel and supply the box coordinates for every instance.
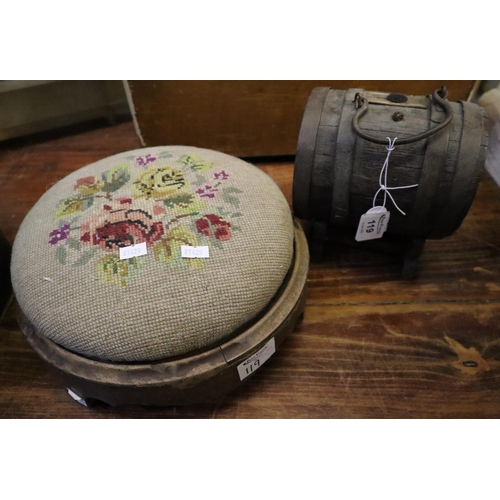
[293,87,489,239]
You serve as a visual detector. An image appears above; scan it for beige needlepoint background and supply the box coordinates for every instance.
[11,146,294,362]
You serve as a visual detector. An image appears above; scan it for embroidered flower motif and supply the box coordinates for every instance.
[51,153,244,287]
[136,154,157,167]
[74,176,105,196]
[214,170,229,181]
[196,185,218,199]
[48,224,71,245]
[132,166,186,199]
[153,204,167,216]
[80,208,164,252]
[195,214,232,242]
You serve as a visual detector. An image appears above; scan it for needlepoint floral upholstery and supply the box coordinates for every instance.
[11,146,294,362]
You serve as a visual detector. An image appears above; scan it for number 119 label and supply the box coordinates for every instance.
[355,207,390,242]
[237,338,276,381]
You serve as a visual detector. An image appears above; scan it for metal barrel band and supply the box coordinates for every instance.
[352,86,454,145]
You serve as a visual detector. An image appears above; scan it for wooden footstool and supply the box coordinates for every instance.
[11,146,308,406]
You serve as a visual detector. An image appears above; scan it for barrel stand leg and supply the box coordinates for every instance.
[401,237,426,279]
[309,221,328,263]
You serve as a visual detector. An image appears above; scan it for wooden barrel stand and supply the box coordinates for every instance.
[309,221,426,279]
[17,221,309,407]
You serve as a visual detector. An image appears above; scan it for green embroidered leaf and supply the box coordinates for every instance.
[55,245,67,265]
[192,161,215,172]
[55,194,95,219]
[179,154,198,166]
[58,219,69,228]
[66,237,82,252]
[223,187,243,194]
[81,197,94,211]
[163,193,205,216]
[216,207,243,218]
[72,247,98,266]
[222,193,240,208]
[211,238,223,251]
[101,163,131,192]
[97,254,145,287]
[216,207,229,216]
[193,174,207,186]
[164,193,196,208]
[55,196,84,218]
[154,226,204,270]
[179,154,214,173]
[158,151,173,158]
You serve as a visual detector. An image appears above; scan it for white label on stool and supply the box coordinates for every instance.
[119,242,148,260]
[237,337,276,381]
[355,206,391,242]
[181,245,209,258]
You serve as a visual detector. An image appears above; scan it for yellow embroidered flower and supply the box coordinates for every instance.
[132,166,187,199]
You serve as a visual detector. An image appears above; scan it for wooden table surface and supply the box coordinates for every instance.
[1,120,500,419]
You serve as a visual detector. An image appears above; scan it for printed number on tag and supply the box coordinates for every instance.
[237,338,276,381]
[119,242,148,260]
[355,207,390,242]
[181,246,209,258]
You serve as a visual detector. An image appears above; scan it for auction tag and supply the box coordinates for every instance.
[355,206,390,242]
[181,245,209,258]
[237,338,276,381]
[119,242,148,260]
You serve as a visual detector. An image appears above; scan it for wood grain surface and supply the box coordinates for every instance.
[1,120,500,418]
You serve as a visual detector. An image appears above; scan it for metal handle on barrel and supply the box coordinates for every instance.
[352,86,453,145]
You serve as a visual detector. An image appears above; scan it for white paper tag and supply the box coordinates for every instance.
[181,245,209,259]
[237,337,276,381]
[355,206,390,242]
[119,242,148,260]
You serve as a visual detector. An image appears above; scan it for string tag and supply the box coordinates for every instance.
[356,206,390,241]
[355,137,418,242]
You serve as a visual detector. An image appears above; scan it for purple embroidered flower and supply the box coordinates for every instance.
[196,185,218,199]
[136,154,157,167]
[214,170,229,181]
[49,224,71,245]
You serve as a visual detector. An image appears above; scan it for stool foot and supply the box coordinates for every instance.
[67,388,88,407]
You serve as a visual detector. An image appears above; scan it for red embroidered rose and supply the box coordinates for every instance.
[195,214,231,242]
[81,208,164,252]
